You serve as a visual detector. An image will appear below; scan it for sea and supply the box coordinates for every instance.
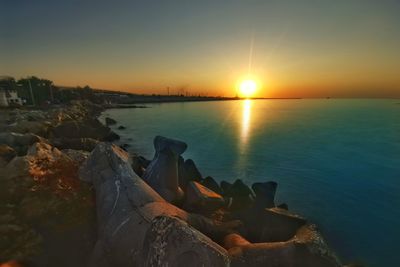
[101,99,400,266]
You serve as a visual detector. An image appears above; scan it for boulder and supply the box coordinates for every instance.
[223,179,255,211]
[51,119,118,141]
[131,154,150,177]
[235,207,307,243]
[105,117,117,126]
[1,142,73,181]
[225,224,341,267]
[51,137,99,152]
[142,216,230,267]
[142,136,187,203]
[117,125,126,130]
[178,158,203,187]
[0,132,43,147]
[184,159,202,180]
[202,176,223,195]
[252,181,277,209]
[0,145,16,163]
[7,120,51,136]
[62,149,90,164]
[184,181,225,214]
[220,180,232,194]
[79,143,238,267]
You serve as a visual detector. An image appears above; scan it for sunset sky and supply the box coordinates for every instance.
[1,0,400,98]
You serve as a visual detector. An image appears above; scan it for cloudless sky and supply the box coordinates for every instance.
[1,0,400,97]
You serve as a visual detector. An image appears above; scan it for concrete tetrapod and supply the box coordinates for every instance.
[79,143,235,267]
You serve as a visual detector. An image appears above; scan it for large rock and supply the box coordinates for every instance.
[7,120,51,136]
[252,181,277,209]
[236,207,307,243]
[223,179,255,211]
[131,154,150,177]
[142,216,230,267]
[51,137,99,152]
[51,119,119,141]
[142,136,187,203]
[0,132,44,155]
[202,176,223,195]
[62,149,90,164]
[179,159,203,186]
[0,145,16,164]
[1,142,73,181]
[224,224,341,267]
[79,143,238,267]
[184,181,225,214]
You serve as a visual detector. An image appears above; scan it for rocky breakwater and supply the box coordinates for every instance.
[80,135,344,267]
[0,101,121,266]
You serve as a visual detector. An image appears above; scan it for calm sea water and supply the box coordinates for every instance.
[101,99,400,266]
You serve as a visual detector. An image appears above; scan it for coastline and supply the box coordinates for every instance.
[0,101,343,266]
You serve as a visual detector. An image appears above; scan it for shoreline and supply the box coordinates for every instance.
[0,101,345,266]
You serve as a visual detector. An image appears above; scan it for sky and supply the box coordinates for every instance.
[1,0,400,98]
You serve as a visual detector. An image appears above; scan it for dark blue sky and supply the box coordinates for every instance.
[1,0,400,97]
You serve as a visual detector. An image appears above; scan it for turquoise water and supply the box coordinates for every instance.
[102,99,400,266]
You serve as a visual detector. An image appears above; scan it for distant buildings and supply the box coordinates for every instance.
[0,76,23,107]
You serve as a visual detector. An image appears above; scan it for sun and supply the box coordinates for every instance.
[239,79,257,98]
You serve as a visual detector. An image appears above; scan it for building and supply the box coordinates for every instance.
[0,76,23,107]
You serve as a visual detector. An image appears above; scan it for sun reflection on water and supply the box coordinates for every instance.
[240,99,252,150]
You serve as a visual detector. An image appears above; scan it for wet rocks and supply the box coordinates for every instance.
[118,125,126,130]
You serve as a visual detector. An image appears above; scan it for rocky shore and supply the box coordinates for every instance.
[1,102,346,266]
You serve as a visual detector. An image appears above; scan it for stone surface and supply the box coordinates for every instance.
[235,207,307,243]
[7,120,51,136]
[184,181,225,213]
[202,176,223,195]
[51,137,99,152]
[223,179,255,211]
[79,143,239,267]
[131,154,150,177]
[62,149,90,164]
[142,136,187,203]
[252,181,277,209]
[51,119,119,142]
[0,145,16,163]
[226,224,341,267]
[183,159,202,182]
[142,216,230,267]
[0,132,44,155]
